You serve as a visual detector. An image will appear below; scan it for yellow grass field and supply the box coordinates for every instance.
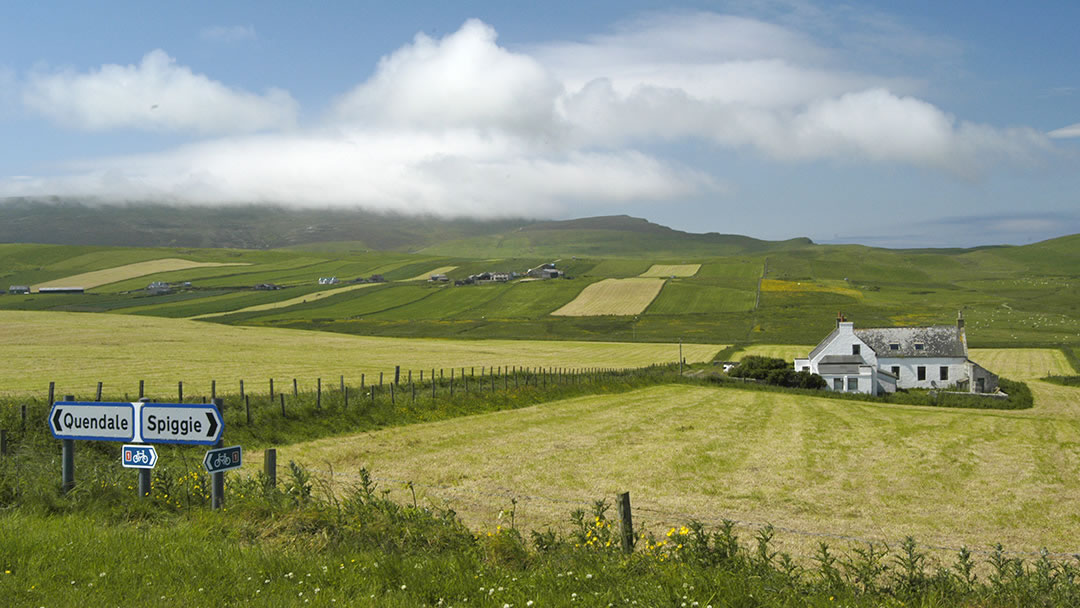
[551,278,666,316]
[735,344,812,362]
[190,283,376,319]
[639,264,701,278]
[760,278,863,300]
[271,348,1080,556]
[403,265,458,281]
[31,258,249,291]
[0,311,721,396]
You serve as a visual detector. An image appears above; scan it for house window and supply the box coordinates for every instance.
[891,366,900,378]
[833,378,843,391]
[889,343,900,351]
[801,366,810,372]
[917,366,926,381]
[847,377,859,391]
[852,344,861,355]
[940,366,949,381]
[914,343,924,351]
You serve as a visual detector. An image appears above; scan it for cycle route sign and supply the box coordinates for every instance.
[121,444,158,469]
[49,401,223,446]
[203,445,242,474]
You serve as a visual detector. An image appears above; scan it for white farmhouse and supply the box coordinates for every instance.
[794,313,998,396]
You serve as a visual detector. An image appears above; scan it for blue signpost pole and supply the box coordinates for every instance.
[211,398,224,510]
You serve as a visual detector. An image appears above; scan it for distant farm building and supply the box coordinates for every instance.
[318,277,339,285]
[38,287,85,294]
[254,283,281,291]
[7,285,30,295]
[795,313,998,396]
[146,281,172,295]
[527,263,562,279]
[368,275,386,283]
[429,274,449,282]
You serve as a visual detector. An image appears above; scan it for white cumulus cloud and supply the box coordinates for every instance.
[1048,123,1080,138]
[22,49,297,134]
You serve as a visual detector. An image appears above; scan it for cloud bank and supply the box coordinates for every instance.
[3,12,1059,217]
[22,50,296,134]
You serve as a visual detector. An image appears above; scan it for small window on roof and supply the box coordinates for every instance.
[852,344,861,355]
[889,343,900,351]
[914,343,924,351]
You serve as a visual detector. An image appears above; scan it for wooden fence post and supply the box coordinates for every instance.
[48,382,55,406]
[317,378,322,409]
[240,379,245,399]
[379,372,384,387]
[390,383,395,404]
[340,375,345,393]
[617,491,634,554]
[245,395,251,425]
[280,393,286,418]
[212,379,216,400]
[269,378,274,400]
[178,381,183,402]
[138,380,144,400]
[21,404,27,430]
[96,382,102,401]
[293,378,297,396]
[0,429,7,457]
[344,386,349,409]
[395,366,400,385]
[450,369,454,397]
[263,448,277,488]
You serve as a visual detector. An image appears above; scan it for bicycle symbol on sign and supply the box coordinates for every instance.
[130,450,149,464]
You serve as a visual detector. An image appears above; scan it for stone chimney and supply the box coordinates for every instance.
[957,310,965,331]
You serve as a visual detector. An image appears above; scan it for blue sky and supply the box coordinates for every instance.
[2,0,1078,247]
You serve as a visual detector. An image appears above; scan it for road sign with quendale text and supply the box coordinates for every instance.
[49,402,136,442]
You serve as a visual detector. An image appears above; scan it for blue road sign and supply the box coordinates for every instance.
[121,444,158,469]
[204,445,242,474]
[140,403,223,446]
[49,402,136,442]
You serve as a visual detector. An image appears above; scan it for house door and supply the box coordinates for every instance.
[975,377,985,393]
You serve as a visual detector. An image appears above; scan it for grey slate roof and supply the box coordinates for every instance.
[817,354,871,374]
[855,325,966,358]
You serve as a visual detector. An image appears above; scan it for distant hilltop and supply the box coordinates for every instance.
[0,199,813,256]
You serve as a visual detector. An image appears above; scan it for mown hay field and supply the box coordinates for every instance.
[639,264,701,278]
[190,282,377,319]
[0,311,721,396]
[551,278,666,316]
[31,258,249,291]
[403,265,457,281]
[275,348,1080,556]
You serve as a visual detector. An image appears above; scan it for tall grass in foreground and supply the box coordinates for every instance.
[3,461,1080,607]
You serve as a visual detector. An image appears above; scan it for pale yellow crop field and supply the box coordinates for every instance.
[639,264,701,278]
[735,344,813,362]
[190,283,376,319]
[403,266,457,281]
[271,369,1080,556]
[0,311,721,396]
[31,258,249,291]
[551,278,666,316]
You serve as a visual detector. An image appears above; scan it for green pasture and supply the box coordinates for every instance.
[0,310,720,396]
[277,348,1080,556]
[647,281,756,314]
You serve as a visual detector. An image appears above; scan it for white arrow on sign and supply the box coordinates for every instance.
[139,403,223,446]
[49,402,136,442]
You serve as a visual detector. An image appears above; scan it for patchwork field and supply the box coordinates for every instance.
[190,282,377,319]
[274,348,1080,556]
[403,265,457,281]
[0,310,721,396]
[552,278,666,316]
[31,258,249,291]
[640,263,701,278]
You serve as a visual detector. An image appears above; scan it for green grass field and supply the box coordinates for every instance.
[273,349,1080,556]
[0,310,721,396]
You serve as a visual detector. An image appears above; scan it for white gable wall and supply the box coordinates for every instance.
[809,322,876,368]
